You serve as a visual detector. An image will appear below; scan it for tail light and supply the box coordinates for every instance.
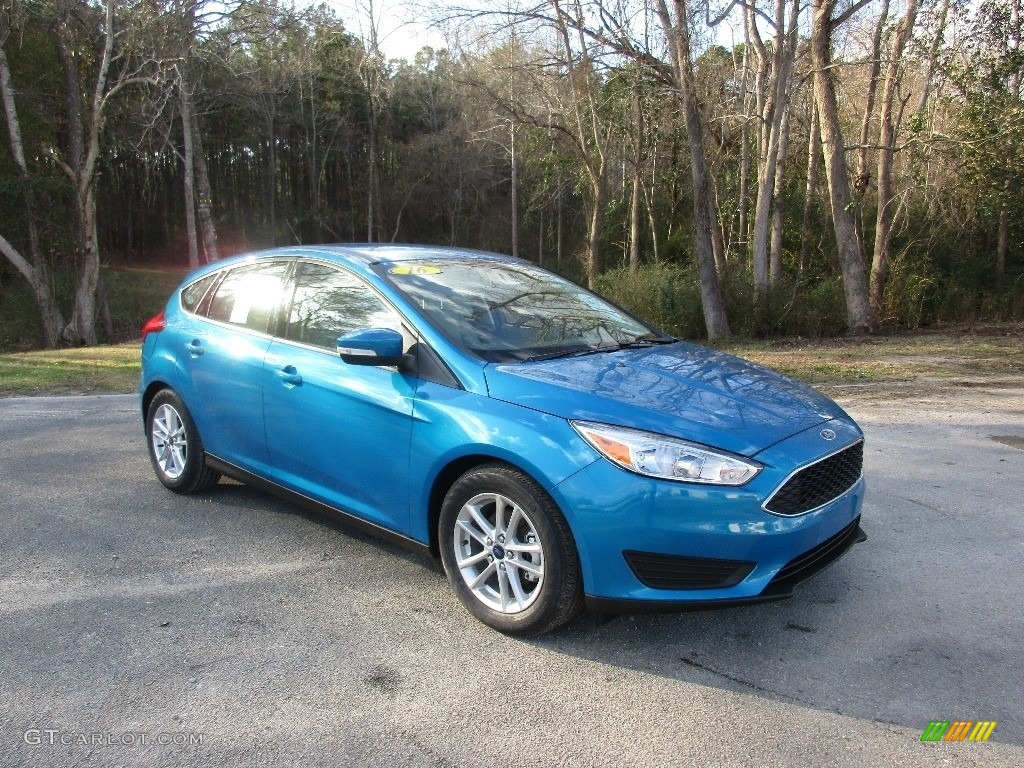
[141,310,166,341]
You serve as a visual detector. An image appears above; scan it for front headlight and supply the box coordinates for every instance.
[571,421,761,486]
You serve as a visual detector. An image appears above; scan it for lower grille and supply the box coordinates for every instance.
[764,516,865,594]
[623,551,755,590]
[765,440,863,516]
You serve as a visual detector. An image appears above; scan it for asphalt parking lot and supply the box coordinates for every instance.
[1,390,1022,767]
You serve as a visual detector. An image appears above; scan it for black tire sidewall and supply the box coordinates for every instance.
[439,465,579,635]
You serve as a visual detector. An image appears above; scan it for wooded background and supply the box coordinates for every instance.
[1,0,1022,349]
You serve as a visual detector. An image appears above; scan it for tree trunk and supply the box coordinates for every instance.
[870,0,919,317]
[629,86,644,272]
[914,0,949,122]
[856,0,890,192]
[655,0,730,339]
[556,175,563,266]
[179,70,200,269]
[770,101,792,285]
[812,0,872,332]
[0,46,65,346]
[190,93,219,262]
[800,101,822,273]
[643,171,660,262]
[538,206,544,266]
[53,0,95,344]
[629,174,642,271]
[550,0,608,287]
[69,191,101,345]
[749,0,799,306]
[997,200,1009,277]
[510,122,519,258]
[737,21,752,264]
[996,0,1022,279]
[268,107,276,245]
[709,187,726,277]
[0,233,65,347]
[587,175,605,288]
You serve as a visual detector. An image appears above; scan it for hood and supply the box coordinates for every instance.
[484,341,847,457]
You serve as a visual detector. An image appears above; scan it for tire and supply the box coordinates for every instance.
[438,463,583,636]
[145,389,221,494]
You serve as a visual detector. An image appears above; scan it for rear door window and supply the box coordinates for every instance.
[207,262,290,334]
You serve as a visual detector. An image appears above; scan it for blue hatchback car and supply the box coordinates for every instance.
[140,245,865,635]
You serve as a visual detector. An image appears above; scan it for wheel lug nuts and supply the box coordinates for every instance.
[488,555,494,562]
[498,563,506,571]
[486,538,493,546]
[498,534,505,543]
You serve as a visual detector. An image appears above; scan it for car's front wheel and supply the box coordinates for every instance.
[439,464,582,635]
[145,389,220,494]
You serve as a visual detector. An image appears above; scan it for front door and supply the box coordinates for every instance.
[262,262,416,534]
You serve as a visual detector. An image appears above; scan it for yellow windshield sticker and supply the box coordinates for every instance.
[389,264,442,275]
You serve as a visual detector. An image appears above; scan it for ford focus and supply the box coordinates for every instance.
[139,245,866,635]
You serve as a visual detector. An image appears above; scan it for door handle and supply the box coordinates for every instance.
[276,365,303,386]
[187,339,205,357]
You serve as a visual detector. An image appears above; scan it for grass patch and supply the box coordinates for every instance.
[716,326,1024,385]
[0,344,140,396]
[0,326,1020,398]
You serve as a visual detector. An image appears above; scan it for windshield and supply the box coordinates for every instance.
[375,258,671,363]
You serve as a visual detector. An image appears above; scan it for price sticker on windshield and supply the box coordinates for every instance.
[389,265,442,275]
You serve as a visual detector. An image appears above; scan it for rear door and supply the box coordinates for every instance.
[176,260,291,476]
[262,261,416,533]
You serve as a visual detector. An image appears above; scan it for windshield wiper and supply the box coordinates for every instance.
[611,336,677,350]
[521,346,605,362]
[521,336,675,362]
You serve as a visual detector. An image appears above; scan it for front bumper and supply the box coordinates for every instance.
[549,422,866,608]
[584,517,866,615]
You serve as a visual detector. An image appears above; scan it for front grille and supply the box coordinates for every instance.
[764,440,863,516]
[765,516,864,594]
[623,551,755,590]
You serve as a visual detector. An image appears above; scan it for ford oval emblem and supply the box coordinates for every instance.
[820,429,836,441]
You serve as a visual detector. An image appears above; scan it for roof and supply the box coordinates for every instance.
[270,243,515,266]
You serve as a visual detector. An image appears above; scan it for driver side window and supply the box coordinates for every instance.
[285,263,402,350]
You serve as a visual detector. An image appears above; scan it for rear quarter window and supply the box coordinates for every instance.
[180,273,220,315]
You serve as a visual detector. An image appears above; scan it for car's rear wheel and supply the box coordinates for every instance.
[439,464,582,635]
[146,389,220,493]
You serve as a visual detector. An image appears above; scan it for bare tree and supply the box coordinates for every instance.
[653,0,730,338]
[178,65,200,268]
[997,0,1022,277]
[747,0,800,307]
[855,0,890,196]
[810,0,873,332]
[0,25,66,347]
[799,98,822,273]
[179,1,220,262]
[45,0,162,344]
[549,0,612,288]
[356,0,387,242]
[870,0,919,316]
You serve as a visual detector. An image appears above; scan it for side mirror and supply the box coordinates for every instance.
[337,328,414,371]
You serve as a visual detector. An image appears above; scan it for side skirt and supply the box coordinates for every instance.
[204,454,434,559]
